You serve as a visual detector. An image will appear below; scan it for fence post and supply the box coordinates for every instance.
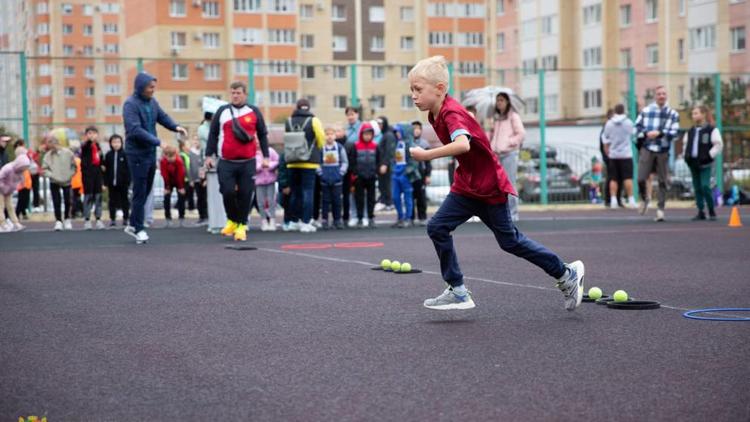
[136,57,143,73]
[247,59,255,104]
[350,63,358,108]
[19,52,29,144]
[628,67,639,201]
[539,69,548,205]
[447,62,454,97]
[713,72,723,194]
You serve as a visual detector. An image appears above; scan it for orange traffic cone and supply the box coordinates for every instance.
[728,206,743,228]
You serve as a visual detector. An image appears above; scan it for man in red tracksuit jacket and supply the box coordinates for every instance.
[160,145,186,227]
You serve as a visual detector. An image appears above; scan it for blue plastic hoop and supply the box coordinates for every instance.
[683,308,750,322]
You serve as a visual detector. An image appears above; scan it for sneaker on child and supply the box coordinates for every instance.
[423,286,476,310]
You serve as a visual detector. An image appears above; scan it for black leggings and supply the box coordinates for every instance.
[164,188,186,220]
[15,189,30,217]
[50,182,71,221]
[108,184,130,222]
[355,177,377,220]
[217,159,255,225]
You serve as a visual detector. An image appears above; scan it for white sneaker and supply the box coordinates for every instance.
[556,260,585,312]
[468,216,481,223]
[54,220,63,231]
[610,198,618,208]
[3,219,12,231]
[374,203,386,212]
[124,225,137,239]
[311,220,322,228]
[260,219,269,231]
[267,218,277,231]
[135,230,149,244]
[0,225,8,233]
[13,223,25,232]
[84,220,92,230]
[63,219,73,230]
[300,222,317,233]
[95,220,105,230]
[348,218,358,228]
[654,209,665,222]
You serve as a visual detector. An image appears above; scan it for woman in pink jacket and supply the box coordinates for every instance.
[0,145,31,232]
[255,143,280,231]
[490,92,526,222]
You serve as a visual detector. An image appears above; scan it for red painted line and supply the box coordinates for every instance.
[281,243,333,250]
[333,242,384,249]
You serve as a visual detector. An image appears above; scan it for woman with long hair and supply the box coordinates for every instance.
[490,92,526,221]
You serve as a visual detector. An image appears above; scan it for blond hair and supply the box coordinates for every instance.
[408,56,449,87]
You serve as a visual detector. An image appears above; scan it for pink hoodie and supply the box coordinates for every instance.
[0,153,31,196]
[490,110,526,155]
[255,146,279,186]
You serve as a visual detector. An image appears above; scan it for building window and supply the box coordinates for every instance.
[204,64,221,81]
[83,5,93,15]
[525,98,538,114]
[401,65,410,79]
[64,66,75,77]
[234,28,263,44]
[400,36,414,51]
[85,87,95,97]
[41,105,52,117]
[62,24,73,35]
[427,3,453,17]
[203,32,220,49]
[678,0,685,16]
[645,0,658,22]
[103,23,118,34]
[689,26,716,51]
[369,6,384,22]
[331,4,346,21]
[301,65,315,79]
[731,27,746,52]
[333,95,348,109]
[37,2,49,14]
[301,34,314,49]
[300,4,313,19]
[583,47,602,68]
[106,104,121,116]
[497,0,505,15]
[63,45,73,55]
[269,0,295,13]
[458,61,484,76]
[620,5,631,27]
[267,60,295,75]
[64,86,75,97]
[203,1,220,17]
[171,32,186,49]
[541,55,558,70]
[522,19,536,40]
[37,23,49,35]
[61,3,73,14]
[270,91,297,106]
[428,32,453,46]
[678,39,685,62]
[302,95,316,108]
[66,108,77,119]
[234,0,262,12]
[583,89,602,109]
[39,85,52,97]
[170,0,186,17]
[268,29,295,44]
[104,44,119,54]
[102,3,120,13]
[105,84,120,95]
[105,63,119,75]
[620,49,632,68]
[646,44,658,66]
[583,4,601,25]
[401,95,414,109]
[546,95,559,113]
[677,85,685,103]
[172,63,188,80]
[371,66,385,80]
[38,64,51,76]
[370,95,385,109]
[458,32,484,47]
[86,107,96,118]
[172,95,188,111]
[457,3,485,18]
[333,65,347,79]
[83,24,93,36]
[370,36,384,52]
[522,59,537,76]
[541,15,556,35]
[400,6,414,21]
[496,32,505,51]
[333,36,348,52]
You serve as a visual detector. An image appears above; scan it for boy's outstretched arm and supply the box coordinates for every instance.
[410,135,470,161]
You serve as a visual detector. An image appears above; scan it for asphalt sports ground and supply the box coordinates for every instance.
[1,207,749,421]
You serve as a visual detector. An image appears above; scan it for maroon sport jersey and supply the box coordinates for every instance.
[428,95,516,204]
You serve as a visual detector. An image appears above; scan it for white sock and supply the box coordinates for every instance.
[453,284,468,295]
[610,197,618,207]
[628,196,636,204]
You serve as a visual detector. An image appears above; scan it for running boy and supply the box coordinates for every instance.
[407,56,585,311]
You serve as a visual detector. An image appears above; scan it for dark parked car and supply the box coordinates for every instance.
[516,160,581,202]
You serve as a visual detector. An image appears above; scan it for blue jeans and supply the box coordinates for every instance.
[392,172,413,221]
[321,183,343,223]
[427,193,566,287]
[289,168,316,223]
[126,153,156,232]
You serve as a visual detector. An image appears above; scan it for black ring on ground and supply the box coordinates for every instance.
[607,300,661,310]
[596,297,632,305]
[583,294,610,303]
[225,245,258,251]
[393,269,423,274]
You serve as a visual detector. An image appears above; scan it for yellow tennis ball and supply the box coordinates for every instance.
[401,262,412,273]
[381,259,391,270]
[390,260,401,272]
[588,287,603,300]
[613,290,628,302]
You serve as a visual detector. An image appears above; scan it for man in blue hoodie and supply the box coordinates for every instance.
[122,72,187,243]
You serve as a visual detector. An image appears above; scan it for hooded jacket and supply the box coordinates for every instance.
[0,153,31,196]
[104,144,130,188]
[602,114,634,160]
[382,124,420,181]
[255,146,280,186]
[122,73,180,158]
[43,147,76,186]
[348,123,381,179]
[490,110,525,155]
